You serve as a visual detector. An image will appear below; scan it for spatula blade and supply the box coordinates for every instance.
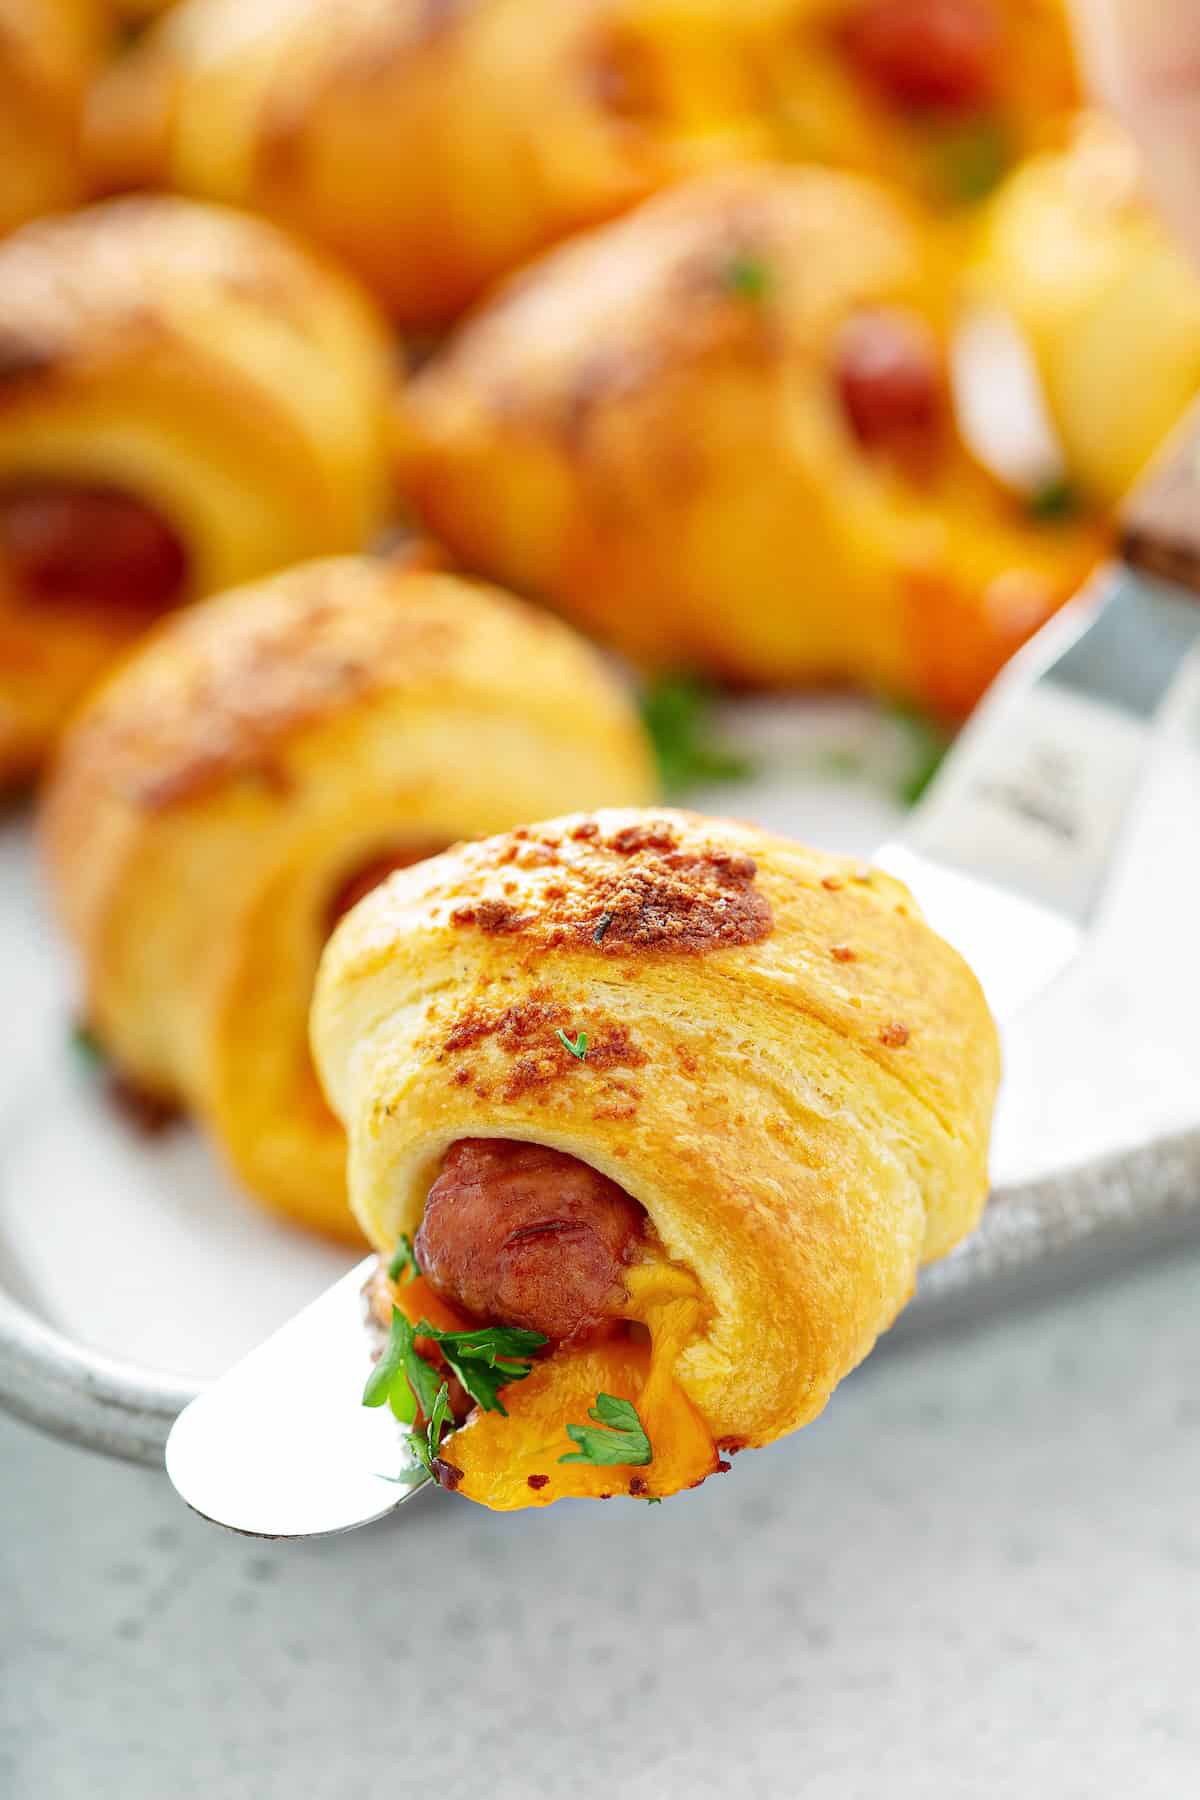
[165,1254,428,1537]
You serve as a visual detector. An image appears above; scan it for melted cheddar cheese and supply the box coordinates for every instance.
[387,1258,718,1509]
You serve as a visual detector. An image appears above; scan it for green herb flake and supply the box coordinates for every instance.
[593,911,613,944]
[361,1304,441,1424]
[70,1020,104,1069]
[559,1393,652,1467]
[883,697,951,810]
[723,253,772,302]
[556,1028,588,1061]
[413,1320,546,1417]
[639,672,756,799]
[408,1381,453,1477]
[387,1233,420,1284]
[1026,477,1080,523]
[930,116,1012,205]
[361,1306,414,1409]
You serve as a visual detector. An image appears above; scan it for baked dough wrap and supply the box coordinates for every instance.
[398,164,1103,719]
[966,115,1200,507]
[84,0,779,327]
[761,0,1078,213]
[312,807,1000,1502]
[0,195,395,783]
[40,560,656,1241]
[0,0,103,238]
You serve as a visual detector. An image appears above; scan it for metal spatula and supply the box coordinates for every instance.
[165,428,1200,1539]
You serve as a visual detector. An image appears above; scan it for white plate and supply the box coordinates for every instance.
[2,692,1198,1391]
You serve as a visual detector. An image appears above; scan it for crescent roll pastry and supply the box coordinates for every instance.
[312,807,1000,1508]
[84,0,778,327]
[761,0,1078,212]
[967,116,1200,507]
[0,195,395,784]
[40,559,656,1241]
[398,164,1102,718]
[0,0,103,238]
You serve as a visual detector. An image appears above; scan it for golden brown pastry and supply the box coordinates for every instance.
[312,807,1001,1508]
[0,195,395,785]
[762,0,1079,211]
[0,0,103,238]
[84,0,778,327]
[40,559,657,1241]
[397,163,1102,719]
[966,115,1200,507]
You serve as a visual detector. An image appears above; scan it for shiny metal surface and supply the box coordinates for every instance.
[164,1256,430,1536]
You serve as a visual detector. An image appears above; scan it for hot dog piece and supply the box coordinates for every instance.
[842,0,1002,113]
[835,307,946,467]
[416,1138,647,1344]
[0,481,188,616]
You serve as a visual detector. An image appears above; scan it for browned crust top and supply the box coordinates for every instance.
[0,195,345,404]
[446,816,773,956]
[49,562,469,812]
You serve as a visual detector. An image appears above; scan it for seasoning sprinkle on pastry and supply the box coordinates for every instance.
[40,560,656,1241]
[312,807,1001,1507]
[398,163,1102,719]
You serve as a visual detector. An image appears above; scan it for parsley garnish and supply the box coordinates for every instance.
[415,1320,547,1416]
[560,1393,652,1467]
[407,1382,453,1477]
[556,1028,588,1061]
[1027,477,1080,523]
[639,672,755,799]
[723,253,771,302]
[387,1234,420,1283]
[362,1307,439,1423]
[593,911,613,944]
[70,1020,104,1068]
[363,1309,548,1481]
[363,1306,546,1423]
[930,117,1011,205]
[883,698,950,809]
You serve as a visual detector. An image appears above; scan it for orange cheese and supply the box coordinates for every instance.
[387,1259,719,1510]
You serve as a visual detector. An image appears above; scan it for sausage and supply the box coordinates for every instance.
[0,481,188,615]
[324,844,447,936]
[842,0,1002,113]
[415,1138,646,1343]
[835,307,946,467]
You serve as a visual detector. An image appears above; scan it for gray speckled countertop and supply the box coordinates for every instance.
[4,1247,1199,1800]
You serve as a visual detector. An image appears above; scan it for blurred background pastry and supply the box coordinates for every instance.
[0,0,104,238]
[84,0,779,328]
[397,163,1102,720]
[0,195,395,785]
[965,113,1200,507]
[762,0,1079,213]
[40,557,657,1241]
